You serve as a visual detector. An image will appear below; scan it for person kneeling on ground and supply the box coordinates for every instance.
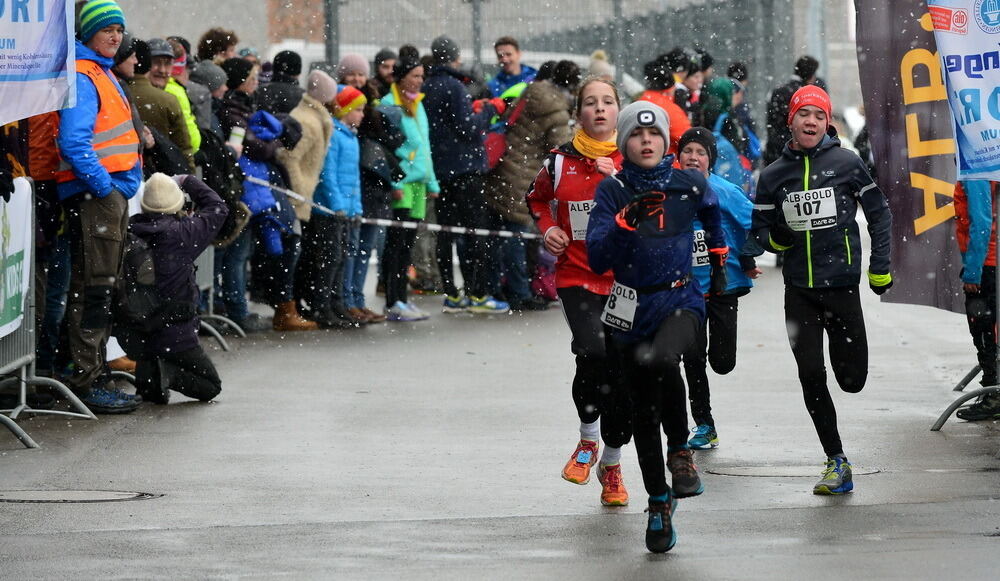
[118,173,229,404]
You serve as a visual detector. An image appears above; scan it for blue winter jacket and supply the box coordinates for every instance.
[487,64,538,97]
[381,91,440,193]
[314,118,362,217]
[422,65,499,181]
[587,159,726,343]
[692,173,754,294]
[56,41,143,201]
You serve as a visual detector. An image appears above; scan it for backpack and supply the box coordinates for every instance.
[114,232,198,337]
[484,97,528,170]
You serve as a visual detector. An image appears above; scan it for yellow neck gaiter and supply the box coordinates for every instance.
[573,129,618,159]
[391,83,424,117]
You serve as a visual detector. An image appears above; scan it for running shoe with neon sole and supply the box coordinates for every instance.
[813,456,854,495]
[442,294,471,313]
[562,439,599,484]
[645,495,678,553]
[468,295,510,314]
[597,463,629,506]
[688,424,719,450]
[667,448,704,498]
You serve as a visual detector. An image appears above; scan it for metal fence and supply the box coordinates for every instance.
[1,179,96,450]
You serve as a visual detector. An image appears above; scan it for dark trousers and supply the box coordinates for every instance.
[784,285,868,458]
[261,231,301,305]
[966,265,998,385]
[135,346,222,402]
[683,293,740,427]
[65,191,129,392]
[383,209,418,307]
[557,287,632,449]
[298,214,349,314]
[435,173,491,297]
[616,309,701,497]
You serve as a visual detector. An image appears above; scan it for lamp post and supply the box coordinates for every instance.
[323,0,343,68]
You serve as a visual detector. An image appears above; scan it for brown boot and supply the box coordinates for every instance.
[108,356,137,373]
[273,301,319,331]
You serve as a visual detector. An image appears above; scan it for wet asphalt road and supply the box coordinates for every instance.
[2,261,999,579]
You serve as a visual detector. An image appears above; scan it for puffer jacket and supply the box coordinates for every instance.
[381,88,440,194]
[692,173,755,295]
[751,130,892,289]
[486,79,572,226]
[313,118,362,217]
[276,93,334,221]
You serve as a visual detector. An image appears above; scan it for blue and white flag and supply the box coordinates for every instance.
[0,0,75,125]
[930,0,1000,180]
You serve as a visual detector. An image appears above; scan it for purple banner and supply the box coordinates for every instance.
[855,0,965,313]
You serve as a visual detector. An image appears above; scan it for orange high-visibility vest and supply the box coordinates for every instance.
[55,59,140,183]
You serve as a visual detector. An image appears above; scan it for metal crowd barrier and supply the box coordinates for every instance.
[1,178,96,449]
[195,248,244,351]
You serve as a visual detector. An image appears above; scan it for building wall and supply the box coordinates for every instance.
[117,0,269,55]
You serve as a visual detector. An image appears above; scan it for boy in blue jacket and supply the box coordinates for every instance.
[676,128,761,450]
[587,102,728,553]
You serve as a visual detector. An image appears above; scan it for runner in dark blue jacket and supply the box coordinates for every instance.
[587,101,728,553]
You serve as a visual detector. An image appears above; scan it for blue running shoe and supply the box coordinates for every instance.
[442,294,471,313]
[688,424,719,450]
[813,456,854,495]
[645,495,679,553]
[468,295,510,314]
[83,386,140,414]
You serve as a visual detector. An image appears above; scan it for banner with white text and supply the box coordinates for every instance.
[855,0,965,313]
[928,0,1000,180]
[0,0,75,125]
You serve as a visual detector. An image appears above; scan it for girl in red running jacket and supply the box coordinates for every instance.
[526,77,631,507]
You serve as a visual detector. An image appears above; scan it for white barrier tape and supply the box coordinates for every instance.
[245,176,541,240]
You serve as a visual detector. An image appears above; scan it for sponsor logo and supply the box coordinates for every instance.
[975,0,1000,34]
[823,170,836,177]
[930,5,968,34]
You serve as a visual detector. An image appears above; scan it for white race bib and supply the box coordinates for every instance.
[782,188,837,231]
[601,282,638,331]
[568,199,595,241]
[691,229,709,267]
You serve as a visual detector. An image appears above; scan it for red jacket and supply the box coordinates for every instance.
[526,142,622,295]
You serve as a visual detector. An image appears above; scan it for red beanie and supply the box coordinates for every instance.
[335,85,366,119]
[787,85,831,126]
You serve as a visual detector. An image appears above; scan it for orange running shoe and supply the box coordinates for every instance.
[597,463,629,506]
[562,439,599,484]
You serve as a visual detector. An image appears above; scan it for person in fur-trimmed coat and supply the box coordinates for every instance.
[277,70,336,222]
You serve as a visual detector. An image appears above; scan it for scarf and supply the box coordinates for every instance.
[618,156,675,193]
[572,129,617,159]
[391,82,424,117]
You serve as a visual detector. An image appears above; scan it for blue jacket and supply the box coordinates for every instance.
[57,41,143,201]
[381,91,440,193]
[314,118,362,217]
[587,159,726,343]
[692,174,754,295]
[487,64,538,97]
[422,66,499,181]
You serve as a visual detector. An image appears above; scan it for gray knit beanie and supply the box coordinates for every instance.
[616,101,671,158]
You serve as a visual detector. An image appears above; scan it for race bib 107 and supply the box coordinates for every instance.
[782,187,836,231]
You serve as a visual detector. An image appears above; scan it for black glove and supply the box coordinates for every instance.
[616,191,665,229]
[868,271,893,295]
[708,249,729,295]
[0,167,13,203]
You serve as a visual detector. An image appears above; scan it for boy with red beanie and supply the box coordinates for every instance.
[751,85,893,495]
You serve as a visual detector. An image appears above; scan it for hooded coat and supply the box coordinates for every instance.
[486,79,572,226]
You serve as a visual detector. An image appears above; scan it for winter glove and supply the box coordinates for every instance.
[473,97,507,116]
[0,168,12,203]
[709,248,729,295]
[868,271,893,295]
[615,191,665,230]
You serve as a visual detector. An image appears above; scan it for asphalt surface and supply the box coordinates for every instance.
[1,260,999,580]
